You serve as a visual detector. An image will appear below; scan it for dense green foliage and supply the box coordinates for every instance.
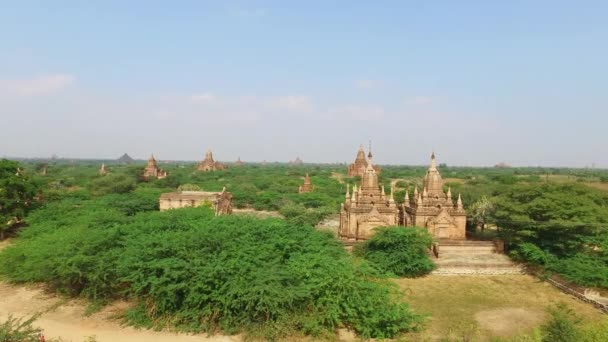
[493,183,608,288]
[0,160,40,239]
[0,205,422,339]
[4,159,608,339]
[354,226,436,277]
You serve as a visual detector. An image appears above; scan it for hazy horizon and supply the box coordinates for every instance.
[1,2,607,168]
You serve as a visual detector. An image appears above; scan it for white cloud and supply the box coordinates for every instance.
[326,105,385,121]
[0,74,75,96]
[267,95,312,112]
[354,79,381,89]
[407,95,434,105]
[190,93,216,104]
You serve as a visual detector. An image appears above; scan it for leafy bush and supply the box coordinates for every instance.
[89,174,136,196]
[546,254,608,288]
[0,207,422,339]
[541,303,581,342]
[510,243,551,265]
[0,315,42,342]
[354,226,436,277]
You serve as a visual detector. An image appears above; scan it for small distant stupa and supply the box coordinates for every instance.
[117,153,134,164]
[99,163,107,175]
[235,157,245,166]
[290,157,303,166]
[298,173,314,193]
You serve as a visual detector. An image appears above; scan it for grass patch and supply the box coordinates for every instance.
[395,275,605,341]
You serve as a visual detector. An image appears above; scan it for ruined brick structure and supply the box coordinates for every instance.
[143,155,168,179]
[159,188,233,216]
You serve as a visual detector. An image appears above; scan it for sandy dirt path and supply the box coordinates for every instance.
[0,282,241,342]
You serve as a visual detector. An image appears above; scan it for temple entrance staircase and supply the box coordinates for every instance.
[432,240,523,275]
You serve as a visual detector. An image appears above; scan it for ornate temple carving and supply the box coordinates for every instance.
[298,173,313,193]
[402,153,467,240]
[347,145,381,177]
[143,155,168,179]
[159,187,233,216]
[197,150,226,171]
[339,156,399,241]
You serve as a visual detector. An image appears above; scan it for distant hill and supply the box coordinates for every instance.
[117,153,135,164]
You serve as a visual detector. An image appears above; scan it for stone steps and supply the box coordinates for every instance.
[432,266,524,275]
[433,240,522,275]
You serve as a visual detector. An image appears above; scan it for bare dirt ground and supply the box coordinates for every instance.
[316,214,340,236]
[0,283,241,342]
[331,172,345,184]
[232,208,283,219]
[396,275,605,341]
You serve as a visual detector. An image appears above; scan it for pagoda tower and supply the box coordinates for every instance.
[401,153,466,239]
[339,154,398,240]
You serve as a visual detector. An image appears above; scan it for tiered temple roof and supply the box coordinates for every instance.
[339,155,398,240]
[402,153,466,239]
[347,144,381,177]
[197,150,226,171]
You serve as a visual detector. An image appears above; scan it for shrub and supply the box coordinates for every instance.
[510,243,551,265]
[354,226,436,277]
[546,254,608,288]
[541,303,581,342]
[0,208,423,339]
[89,174,136,196]
[0,315,42,342]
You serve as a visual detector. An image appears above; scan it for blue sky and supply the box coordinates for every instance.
[1,1,607,167]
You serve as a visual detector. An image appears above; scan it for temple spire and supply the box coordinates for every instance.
[345,183,350,198]
[457,193,463,209]
[430,151,437,170]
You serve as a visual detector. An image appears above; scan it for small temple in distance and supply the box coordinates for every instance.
[197,150,226,171]
[347,144,381,177]
[298,173,313,193]
[99,163,107,175]
[235,157,244,166]
[143,155,168,180]
[339,152,399,240]
[290,157,303,166]
[401,153,466,240]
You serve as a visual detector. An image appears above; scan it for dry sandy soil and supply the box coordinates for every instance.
[0,282,241,342]
[231,208,282,218]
